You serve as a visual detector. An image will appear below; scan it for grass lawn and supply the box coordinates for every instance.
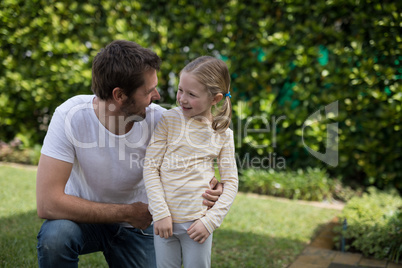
[0,164,339,267]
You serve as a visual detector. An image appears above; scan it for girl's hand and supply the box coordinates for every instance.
[187,220,210,244]
[154,216,173,238]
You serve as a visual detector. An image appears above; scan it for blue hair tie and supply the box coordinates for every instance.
[225,92,231,98]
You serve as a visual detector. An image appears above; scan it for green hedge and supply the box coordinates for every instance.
[239,168,335,201]
[1,0,401,189]
[336,187,402,262]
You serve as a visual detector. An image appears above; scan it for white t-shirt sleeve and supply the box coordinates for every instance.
[41,107,75,164]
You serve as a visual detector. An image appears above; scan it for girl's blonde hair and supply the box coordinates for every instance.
[180,56,232,132]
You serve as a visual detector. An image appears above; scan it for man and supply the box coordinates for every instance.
[36,40,222,267]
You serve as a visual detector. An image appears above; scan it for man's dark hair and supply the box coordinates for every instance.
[91,40,161,100]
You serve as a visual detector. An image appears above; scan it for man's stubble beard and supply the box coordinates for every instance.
[121,97,147,123]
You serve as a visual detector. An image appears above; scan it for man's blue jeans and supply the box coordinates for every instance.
[37,219,156,268]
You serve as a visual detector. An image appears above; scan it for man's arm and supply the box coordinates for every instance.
[36,154,152,229]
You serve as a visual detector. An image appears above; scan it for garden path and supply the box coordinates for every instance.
[288,216,402,268]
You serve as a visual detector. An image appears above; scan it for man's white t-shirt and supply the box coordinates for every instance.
[41,95,165,216]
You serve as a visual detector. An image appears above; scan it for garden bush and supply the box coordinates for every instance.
[239,167,335,201]
[1,0,400,190]
[336,187,402,262]
[0,138,41,165]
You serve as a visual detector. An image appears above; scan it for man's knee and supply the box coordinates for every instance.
[37,219,82,252]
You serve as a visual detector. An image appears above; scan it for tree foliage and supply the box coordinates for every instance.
[0,0,401,189]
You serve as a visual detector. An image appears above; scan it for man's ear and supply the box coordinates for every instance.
[112,87,127,104]
[212,93,223,105]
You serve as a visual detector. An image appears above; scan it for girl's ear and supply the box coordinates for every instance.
[212,93,223,105]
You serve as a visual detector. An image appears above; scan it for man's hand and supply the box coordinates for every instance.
[127,202,153,230]
[203,177,223,208]
[187,219,210,244]
[154,216,173,238]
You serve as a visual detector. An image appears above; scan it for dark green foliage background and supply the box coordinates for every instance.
[1,0,401,189]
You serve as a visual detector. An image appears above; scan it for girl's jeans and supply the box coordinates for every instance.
[153,221,213,268]
[37,219,156,268]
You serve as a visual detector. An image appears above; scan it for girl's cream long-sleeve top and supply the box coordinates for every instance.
[143,107,238,234]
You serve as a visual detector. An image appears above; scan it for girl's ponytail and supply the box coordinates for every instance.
[212,91,232,132]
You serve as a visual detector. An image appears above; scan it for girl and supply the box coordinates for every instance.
[143,56,238,268]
